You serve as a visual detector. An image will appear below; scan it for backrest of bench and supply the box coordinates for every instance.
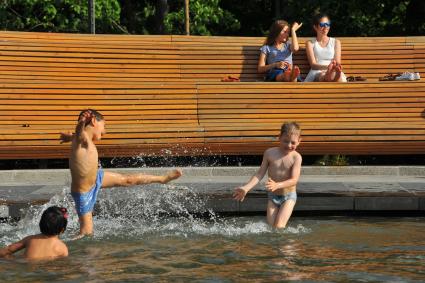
[0,32,181,83]
[0,32,421,83]
[196,81,425,155]
[172,36,417,81]
[0,82,202,159]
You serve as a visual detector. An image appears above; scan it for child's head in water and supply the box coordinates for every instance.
[279,122,301,152]
[78,109,105,141]
[39,206,68,236]
[265,20,290,46]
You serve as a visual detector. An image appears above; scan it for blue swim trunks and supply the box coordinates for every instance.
[268,191,297,207]
[71,167,104,216]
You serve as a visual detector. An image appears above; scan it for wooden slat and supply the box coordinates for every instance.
[0,32,424,158]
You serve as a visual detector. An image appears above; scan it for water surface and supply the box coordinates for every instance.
[0,186,424,282]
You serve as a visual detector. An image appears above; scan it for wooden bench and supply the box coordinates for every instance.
[0,82,203,159]
[197,81,425,155]
[0,31,424,159]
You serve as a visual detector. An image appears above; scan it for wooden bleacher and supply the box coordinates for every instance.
[0,31,424,159]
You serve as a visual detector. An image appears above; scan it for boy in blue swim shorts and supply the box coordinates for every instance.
[233,122,302,229]
[60,109,182,239]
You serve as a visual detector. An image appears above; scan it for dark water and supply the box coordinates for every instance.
[0,186,424,282]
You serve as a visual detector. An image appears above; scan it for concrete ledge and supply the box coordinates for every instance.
[419,198,425,210]
[0,166,425,185]
[355,197,419,210]
[296,197,354,211]
[0,166,424,218]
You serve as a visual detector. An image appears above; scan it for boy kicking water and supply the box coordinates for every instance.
[60,109,182,238]
[233,122,302,229]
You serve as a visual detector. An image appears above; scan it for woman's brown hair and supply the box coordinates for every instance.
[264,20,290,46]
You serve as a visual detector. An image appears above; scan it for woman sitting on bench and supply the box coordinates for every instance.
[258,20,302,82]
[304,13,347,82]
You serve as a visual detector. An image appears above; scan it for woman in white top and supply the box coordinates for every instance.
[304,14,346,82]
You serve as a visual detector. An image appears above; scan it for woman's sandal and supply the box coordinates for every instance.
[379,73,401,81]
[221,75,240,82]
[347,76,367,82]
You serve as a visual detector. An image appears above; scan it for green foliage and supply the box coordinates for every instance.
[315,155,350,166]
[165,0,240,35]
[0,0,121,33]
[0,0,423,36]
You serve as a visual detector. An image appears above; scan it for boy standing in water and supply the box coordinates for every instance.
[60,109,182,238]
[233,122,302,229]
[0,206,69,260]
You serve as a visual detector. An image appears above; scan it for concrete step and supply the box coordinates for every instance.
[1,166,424,219]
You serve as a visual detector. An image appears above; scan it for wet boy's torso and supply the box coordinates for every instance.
[70,136,99,193]
[266,147,299,195]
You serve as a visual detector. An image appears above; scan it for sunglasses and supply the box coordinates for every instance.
[319,22,331,28]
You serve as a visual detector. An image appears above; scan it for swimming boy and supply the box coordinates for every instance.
[0,206,68,260]
[233,122,302,228]
[60,109,182,238]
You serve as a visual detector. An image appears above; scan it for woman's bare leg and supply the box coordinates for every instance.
[333,63,342,82]
[290,66,300,82]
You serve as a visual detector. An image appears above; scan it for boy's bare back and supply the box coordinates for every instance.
[23,235,68,260]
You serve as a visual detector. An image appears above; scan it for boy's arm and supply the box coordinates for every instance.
[74,110,93,146]
[233,151,269,201]
[266,153,302,191]
[0,238,26,258]
[59,132,74,143]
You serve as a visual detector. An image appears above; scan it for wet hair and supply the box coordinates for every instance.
[39,206,68,236]
[280,122,301,137]
[78,109,104,122]
[264,20,290,46]
[312,13,330,26]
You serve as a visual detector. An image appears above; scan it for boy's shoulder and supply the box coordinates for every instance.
[264,146,280,154]
[291,150,302,161]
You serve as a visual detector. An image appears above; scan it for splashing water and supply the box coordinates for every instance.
[0,184,310,245]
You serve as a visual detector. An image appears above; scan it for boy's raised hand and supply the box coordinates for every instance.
[292,22,303,32]
[59,132,73,143]
[78,109,94,125]
[233,187,248,202]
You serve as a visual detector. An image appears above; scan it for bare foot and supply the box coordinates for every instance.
[333,63,342,82]
[161,169,182,184]
[282,68,291,81]
[324,61,335,82]
[71,233,91,241]
[290,66,300,82]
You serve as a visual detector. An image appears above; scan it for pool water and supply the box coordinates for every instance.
[0,186,424,282]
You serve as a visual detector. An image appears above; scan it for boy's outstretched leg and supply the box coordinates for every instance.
[101,169,182,188]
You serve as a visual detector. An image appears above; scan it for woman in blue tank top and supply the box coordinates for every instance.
[258,20,302,82]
